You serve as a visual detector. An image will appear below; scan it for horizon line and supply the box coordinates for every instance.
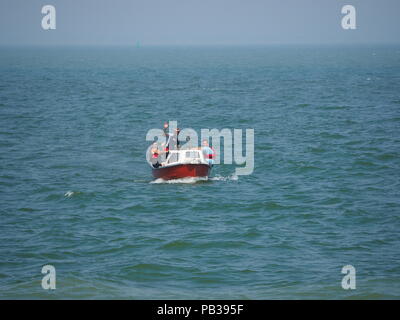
[1,41,400,47]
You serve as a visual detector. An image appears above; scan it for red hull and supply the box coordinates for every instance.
[152,164,211,180]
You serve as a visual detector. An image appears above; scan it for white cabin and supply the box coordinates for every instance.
[162,149,209,167]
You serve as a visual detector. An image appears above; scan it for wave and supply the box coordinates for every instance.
[64,190,83,197]
[64,191,75,197]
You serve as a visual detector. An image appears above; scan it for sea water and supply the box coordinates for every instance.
[0,45,399,299]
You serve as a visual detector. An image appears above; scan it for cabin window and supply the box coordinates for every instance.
[185,151,199,159]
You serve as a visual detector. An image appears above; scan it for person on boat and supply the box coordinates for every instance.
[163,122,169,139]
[169,128,181,150]
[162,122,171,158]
[150,143,162,168]
[201,139,214,166]
[175,128,181,149]
[163,143,169,159]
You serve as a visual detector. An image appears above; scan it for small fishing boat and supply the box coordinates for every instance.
[147,148,213,180]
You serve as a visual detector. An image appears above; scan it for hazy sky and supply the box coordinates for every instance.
[0,0,399,45]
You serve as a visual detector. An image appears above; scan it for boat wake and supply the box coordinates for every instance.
[150,174,238,184]
[150,176,209,184]
[210,174,238,181]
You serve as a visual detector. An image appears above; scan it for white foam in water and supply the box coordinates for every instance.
[150,177,209,184]
[150,174,238,184]
[210,174,239,181]
[64,191,74,197]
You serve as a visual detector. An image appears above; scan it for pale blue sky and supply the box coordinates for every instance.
[0,0,399,45]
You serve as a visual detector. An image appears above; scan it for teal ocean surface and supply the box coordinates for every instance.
[0,45,399,299]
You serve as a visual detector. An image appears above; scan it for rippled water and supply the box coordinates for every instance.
[0,45,399,299]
